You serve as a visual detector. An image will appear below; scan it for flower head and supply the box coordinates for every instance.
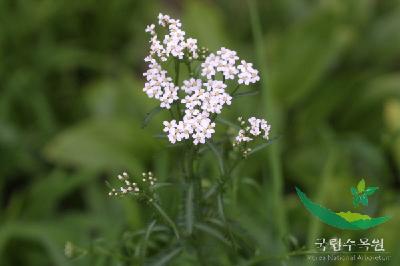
[142,14,262,145]
[233,117,271,157]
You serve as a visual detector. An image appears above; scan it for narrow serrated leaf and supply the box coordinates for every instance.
[140,220,157,262]
[194,222,231,246]
[232,89,260,98]
[147,247,182,266]
[151,202,179,239]
[247,135,282,156]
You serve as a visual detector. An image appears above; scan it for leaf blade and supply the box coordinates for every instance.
[151,202,180,239]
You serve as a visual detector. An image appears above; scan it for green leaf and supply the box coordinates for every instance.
[44,119,156,171]
[148,247,183,266]
[215,117,241,129]
[247,138,277,156]
[142,106,162,128]
[232,89,260,98]
[207,142,225,175]
[357,179,366,193]
[365,187,379,196]
[140,220,157,263]
[185,183,194,235]
[151,202,180,239]
[194,222,232,247]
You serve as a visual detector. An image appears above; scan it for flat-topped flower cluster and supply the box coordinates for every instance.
[232,117,271,157]
[143,13,261,145]
[234,117,271,145]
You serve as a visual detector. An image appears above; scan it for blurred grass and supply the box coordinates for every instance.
[0,0,400,265]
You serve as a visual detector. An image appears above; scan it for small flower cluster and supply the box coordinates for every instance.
[201,48,259,85]
[164,78,232,144]
[143,13,261,145]
[143,13,199,110]
[108,172,156,199]
[143,61,179,109]
[233,117,271,157]
[145,13,199,61]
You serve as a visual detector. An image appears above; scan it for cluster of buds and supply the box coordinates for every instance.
[197,46,210,60]
[141,171,157,186]
[108,172,157,201]
[242,147,253,158]
[64,241,74,258]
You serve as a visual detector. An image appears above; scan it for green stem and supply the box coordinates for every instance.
[185,60,192,77]
[230,84,241,95]
[247,0,288,246]
[184,145,207,265]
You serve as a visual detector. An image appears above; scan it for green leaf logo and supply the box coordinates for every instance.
[351,179,379,207]
[357,179,365,193]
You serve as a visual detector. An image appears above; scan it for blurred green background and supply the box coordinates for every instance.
[1,0,400,265]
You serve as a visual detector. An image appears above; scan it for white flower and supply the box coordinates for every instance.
[143,61,178,109]
[217,47,239,64]
[181,78,202,94]
[142,14,263,146]
[145,24,155,35]
[234,117,271,145]
[201,53,219,79]
[237,60,260,85]
[186,38,199,59]
[216,47,239,80]
[163,120,177,132]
